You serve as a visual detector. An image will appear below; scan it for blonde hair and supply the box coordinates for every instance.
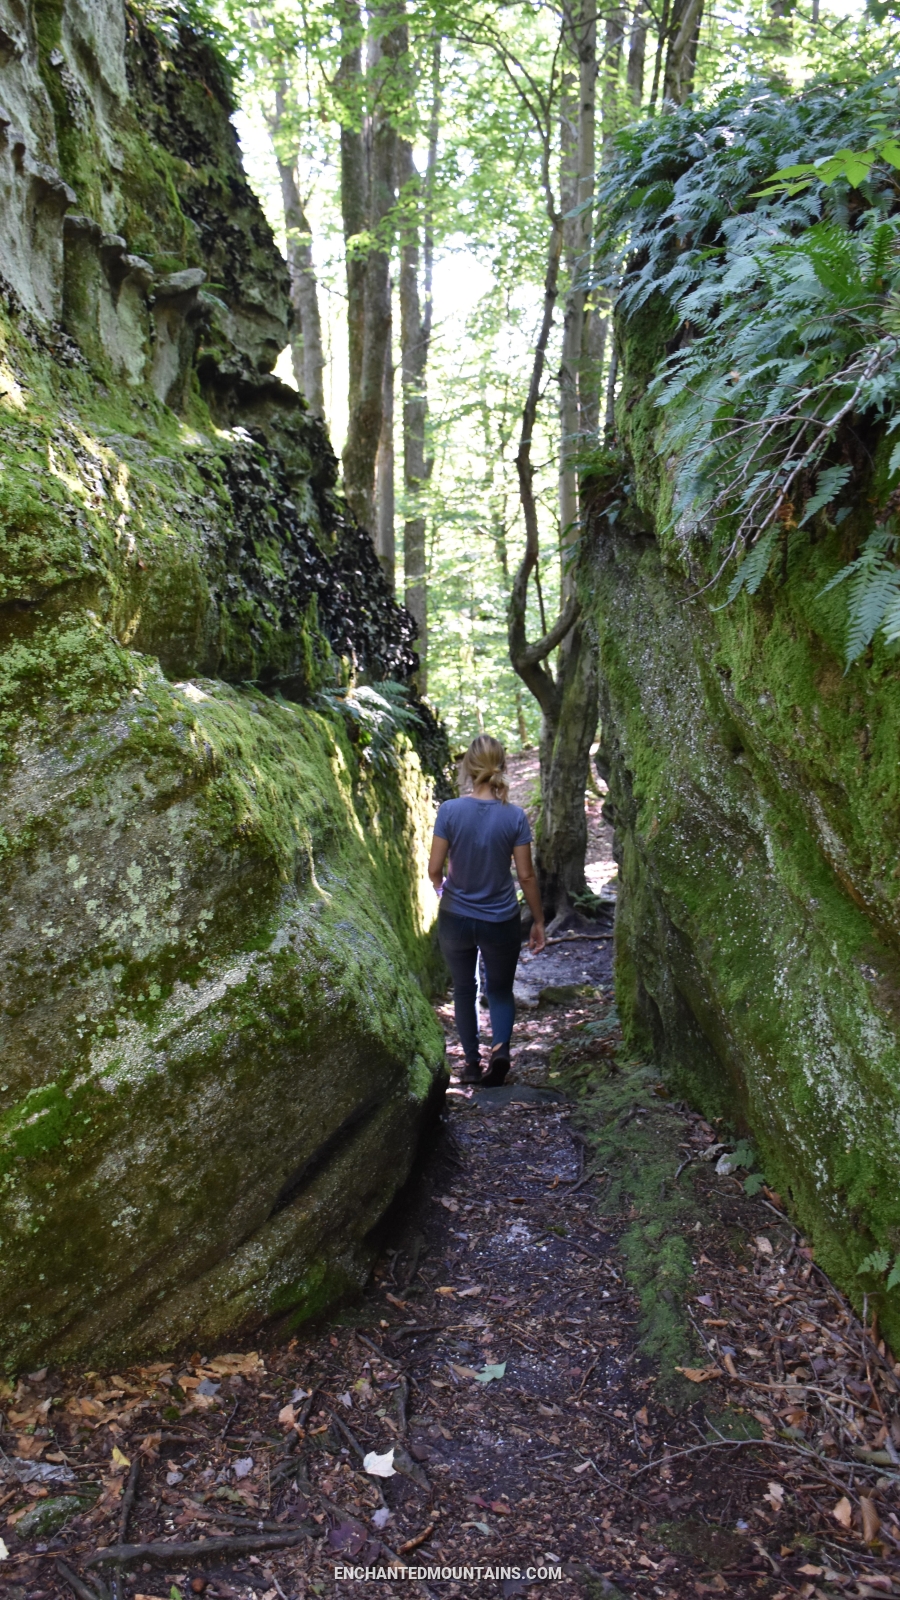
[462,734,509,803]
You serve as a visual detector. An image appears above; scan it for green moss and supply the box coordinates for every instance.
[561,1042,703,1401]
[588,307,900,1349]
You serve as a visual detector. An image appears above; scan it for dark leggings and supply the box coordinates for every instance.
[438,909,522,1064]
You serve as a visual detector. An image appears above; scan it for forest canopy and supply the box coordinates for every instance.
[155,0,900,744]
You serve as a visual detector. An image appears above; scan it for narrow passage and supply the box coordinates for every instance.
[6,901,900,1600]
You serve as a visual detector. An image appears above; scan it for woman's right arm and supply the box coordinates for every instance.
[429,834,449,895]
[513,843,545,952]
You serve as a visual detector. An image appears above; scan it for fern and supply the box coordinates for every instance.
[597,75,900,657]
[857,1247,892,1276]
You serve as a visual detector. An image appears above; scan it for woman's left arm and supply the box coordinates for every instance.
[429,835,449,895]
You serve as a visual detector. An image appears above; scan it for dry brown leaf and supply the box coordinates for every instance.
[206,1352,264,1376]
[755,1235,774,1255]
[14,1435,44,1459]
[674,1365,722,1383]
[860,1496,881,1544]
[723,1352,739,1378]
[832,1496,853,1529]
[436,1286,455,1296]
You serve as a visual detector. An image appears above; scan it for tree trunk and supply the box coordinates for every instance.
[375,317,395,584]
[558,70,581,573]
[341,5,401,533]
[536,618,598,916]
[272,90,325,417]
[397,39,439,690]
[337,0,367,425]
[602,7,625,154]
[626,3,647,107]
[663,0,703,104]
[648,0,670,113]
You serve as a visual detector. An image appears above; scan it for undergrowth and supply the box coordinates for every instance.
[598,70,900,666]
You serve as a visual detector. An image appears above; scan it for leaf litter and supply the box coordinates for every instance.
[3,938,900,1600]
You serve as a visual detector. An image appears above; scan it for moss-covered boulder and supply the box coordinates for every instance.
[587,312,900,1346]
[0,0,446,1368]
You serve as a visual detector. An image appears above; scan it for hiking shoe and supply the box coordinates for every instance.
[482,1047,511,1087]
[459,1059,483,1084]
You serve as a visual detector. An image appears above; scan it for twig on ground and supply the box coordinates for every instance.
[398,1520,436,1553]
[56,1561,109,1600]
[396,1375,410,1437]
[85,1528,318,1567]
[221,1399,240,1441]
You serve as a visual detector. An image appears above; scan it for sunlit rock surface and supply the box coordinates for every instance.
[0,0,446,1367]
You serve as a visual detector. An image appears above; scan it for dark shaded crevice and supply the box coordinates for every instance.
[267,1093,385,1218]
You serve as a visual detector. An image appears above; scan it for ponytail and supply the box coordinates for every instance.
[462,734,509,803]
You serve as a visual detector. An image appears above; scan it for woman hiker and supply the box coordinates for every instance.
[428,734,546,1086]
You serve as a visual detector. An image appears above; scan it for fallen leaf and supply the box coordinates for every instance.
[385,1294,407,1310]
[111,1447,131,1470]
[14,1435,45,1459]
[475,1363,506,1384]
[832,1496,853,1529]
[278,1404,296,1427]
[464,1520,493,1536]
[451,1364,479,1380]
[0,1537,11,1558]
[206,1353,264,1377]
[232,1457,254,1480]
[675,1366,721,1384]
[436,1286,455,1296]
[797,1565,823,1577]
[763,1482,785,1511]
[860,1497,881,1543]
[755,1236,774,1255]
[457,1286,482,1297]
[634,1407,649,1426]
[723,1352,739,1378]
[372,1507,392,1529]
[363,1448,396,1478]
[574,1461,592,1474]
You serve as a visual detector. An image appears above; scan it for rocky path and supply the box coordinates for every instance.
[5,938,900,1600]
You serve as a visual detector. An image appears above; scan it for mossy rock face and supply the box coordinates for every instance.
[0,667,446,1367]
[586,330,900,1344]
[0,1,446,1367]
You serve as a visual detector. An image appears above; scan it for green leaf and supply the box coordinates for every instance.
[886,1255,900,1292]
[799,464,852,526]
[743,1172,766,1196]
[475,1362,506,1384]
[857,1247,891,1276]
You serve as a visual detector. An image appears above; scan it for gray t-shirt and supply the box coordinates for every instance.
[434,796,532,920]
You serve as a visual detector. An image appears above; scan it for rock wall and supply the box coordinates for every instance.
[0,0,447,1368]
[587,314,900,1342]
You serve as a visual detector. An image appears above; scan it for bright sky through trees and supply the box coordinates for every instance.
[225,0,883,750]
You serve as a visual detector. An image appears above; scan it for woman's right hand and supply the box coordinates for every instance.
[529,920,546,954]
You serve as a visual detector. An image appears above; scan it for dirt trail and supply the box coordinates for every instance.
[5,927,900,1600]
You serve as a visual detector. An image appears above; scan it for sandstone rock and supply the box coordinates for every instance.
[0,0,447,1366]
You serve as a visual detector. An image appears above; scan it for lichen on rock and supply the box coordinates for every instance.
[0,0,447,1368]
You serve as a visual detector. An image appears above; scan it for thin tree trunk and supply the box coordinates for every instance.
[337,0,367,423]
[626,2,647,107]
[601,7,625,158]
[342,5,401,533]
[649,0,670,112]
[375,318,395,584]
[663,0,703,104]
[398,38,439,690]
[558,70,581,583]
[272,89,325,417]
